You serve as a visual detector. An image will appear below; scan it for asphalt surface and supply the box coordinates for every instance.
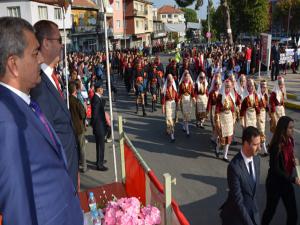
[80,54,300,225]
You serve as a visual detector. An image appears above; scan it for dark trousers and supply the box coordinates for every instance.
[262,178,298,225]
[95,133,105,167]
[271,62,279,81]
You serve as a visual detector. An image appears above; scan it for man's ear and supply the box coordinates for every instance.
[6,55,19,78]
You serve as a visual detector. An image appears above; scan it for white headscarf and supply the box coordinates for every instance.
[195,72,208,92]
[220,80,236,106]
[236,74,247,98]
[241,78,256,101]
[162,74,177,95]
[272,76,286,103]
[257,80,268,101]
[209,74,221,94]
[179,70,194,86]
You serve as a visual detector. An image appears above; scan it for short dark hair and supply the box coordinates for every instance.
[0,17,35,77]
[34,20,58,45]
[242,126,260,144]
[74,78,81,90]
[68,81,77,95]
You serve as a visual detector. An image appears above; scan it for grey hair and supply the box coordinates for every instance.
[0,17,35,77]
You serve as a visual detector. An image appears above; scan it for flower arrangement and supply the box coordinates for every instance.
[103,197,161,225]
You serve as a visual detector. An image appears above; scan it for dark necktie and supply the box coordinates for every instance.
[29,100,56,146]
[248,161,255,184]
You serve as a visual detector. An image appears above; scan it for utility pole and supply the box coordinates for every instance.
[123,0,126,49]
[287,0,291,37]
[207,0,210,44]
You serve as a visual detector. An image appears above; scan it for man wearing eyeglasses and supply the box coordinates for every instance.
[31,20,80,190]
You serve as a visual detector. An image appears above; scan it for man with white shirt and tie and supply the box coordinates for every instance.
[220,126,261,225]
[0,17,83,225]
[30,20,80,190]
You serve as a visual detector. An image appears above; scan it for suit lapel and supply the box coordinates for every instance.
[41,72,70,118]
[254,155,260,193]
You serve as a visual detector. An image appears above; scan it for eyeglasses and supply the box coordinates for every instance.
[46,36,62,44]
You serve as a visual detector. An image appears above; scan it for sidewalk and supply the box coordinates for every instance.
[253,71,300,110]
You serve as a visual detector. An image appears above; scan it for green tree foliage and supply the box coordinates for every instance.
[273,0,300,34]
[181,8,199,23]
[211,6,226,39]
[228,0,269,36]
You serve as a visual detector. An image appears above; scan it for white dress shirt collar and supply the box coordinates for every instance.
[95,93,102,98]
[41,63,57,90]
[0,82,31,105]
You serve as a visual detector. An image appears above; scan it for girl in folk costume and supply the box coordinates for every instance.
[269,76,286,133]
[235,74,247,100]
[135,76,147,117]
[228,73,242,123]
[256,80,269,156]
[206,74,222,143]
[240,78,260,129]
[194,72,209,128]
[215,79,235,162]
[161,74,179,142]
[179,71,196,137]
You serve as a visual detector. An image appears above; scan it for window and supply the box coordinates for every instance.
[54,8,62,20]
[168,14,172,19]
[174,14,178,18]
[161,15,166,18]
[115,0,120,10]
[7,7,21,17]
[136,20,139,28]
[38,6,48,19]
[116,20,121,28]
[134,3,138,10]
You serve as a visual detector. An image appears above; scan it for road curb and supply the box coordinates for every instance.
[285,101,300,110]
[286,93,298,100]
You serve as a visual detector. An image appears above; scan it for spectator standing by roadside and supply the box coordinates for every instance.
[262,116,300,225]
[69,82,87,173]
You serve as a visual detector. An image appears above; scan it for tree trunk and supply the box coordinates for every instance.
[221,0,233,45]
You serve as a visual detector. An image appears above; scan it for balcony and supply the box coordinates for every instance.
[133,9,146,17]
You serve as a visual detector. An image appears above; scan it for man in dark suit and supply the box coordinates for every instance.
[30,20,79,189]
[0,17,83,225]
[271,41,280,81]
[91,82,108,171]
[220,126,261,225]
[69,82,87,172]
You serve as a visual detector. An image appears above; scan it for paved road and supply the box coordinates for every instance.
[80,54,300,225]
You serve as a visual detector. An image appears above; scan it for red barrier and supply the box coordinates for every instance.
[124,142,146,205]
[148,171,190,225]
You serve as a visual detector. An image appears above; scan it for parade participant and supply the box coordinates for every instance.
[194,72,209,128]
[124,58,133,93]
[161,74,179,142]
[207,75,222,143]
[240,78,260,129]
[150,70,159,112]
[179,71,195,137]
[166,59,179,88]
[154,56,164,73]
[235,74,247,100]
[269,76,286,133]
[179,59,193,81]
[215,79,235,162]
[135,76,147,116]
[257,80,269,156]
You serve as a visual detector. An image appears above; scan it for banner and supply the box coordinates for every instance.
[260,33,272,68]
[279,48,295,64]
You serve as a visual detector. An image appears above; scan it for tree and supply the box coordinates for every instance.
[211,6,226,39]
[181,8,199,23]
[221,0,233,45]
[273,0,300,35]
[228,0,269,37]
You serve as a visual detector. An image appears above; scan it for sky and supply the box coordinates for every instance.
[152,0,220,20]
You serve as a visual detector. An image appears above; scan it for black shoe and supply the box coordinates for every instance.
[97,165,108,171]
[215,151,220,158]
[186,133,190,137]
[170,138,175,143]
[223,158,230,163]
